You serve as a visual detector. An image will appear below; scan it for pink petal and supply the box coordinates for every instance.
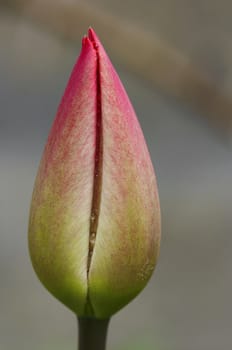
[88,29,161,318]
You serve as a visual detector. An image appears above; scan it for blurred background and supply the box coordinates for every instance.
[1,1,232,349]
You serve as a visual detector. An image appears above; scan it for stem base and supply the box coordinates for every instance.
[78,317,110,350]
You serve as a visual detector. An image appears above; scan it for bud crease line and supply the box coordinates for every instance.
[87,37,103,276]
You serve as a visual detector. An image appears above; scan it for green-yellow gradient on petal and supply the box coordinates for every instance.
[28,37,97,315]
[87,29,161,318]
[28,28,161,319]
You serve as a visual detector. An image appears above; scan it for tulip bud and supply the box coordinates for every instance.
[28,28,161,319]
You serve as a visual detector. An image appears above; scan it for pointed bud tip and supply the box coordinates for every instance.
[88,27,95,40]
[88,27,100,49]
[81,35,92,49]
[82,28,99,52]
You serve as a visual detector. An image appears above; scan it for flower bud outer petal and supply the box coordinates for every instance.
[28,38,97,316]
[88,30,161,318]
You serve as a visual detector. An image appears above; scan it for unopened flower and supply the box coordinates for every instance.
[28,28,161,319]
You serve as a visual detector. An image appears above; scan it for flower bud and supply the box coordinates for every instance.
[28,28,161,319]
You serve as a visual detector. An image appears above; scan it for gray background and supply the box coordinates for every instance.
[1,8,232,350]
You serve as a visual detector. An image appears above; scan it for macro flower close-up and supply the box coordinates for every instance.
[2,2,232,350]
[28,28,161,326]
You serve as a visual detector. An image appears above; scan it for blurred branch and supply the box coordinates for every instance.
[2,0,232,135]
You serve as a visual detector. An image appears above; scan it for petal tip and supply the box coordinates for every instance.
[81,35,92,49]
[88,27,100,49]
[88,27,95,40]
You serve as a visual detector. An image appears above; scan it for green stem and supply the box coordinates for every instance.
[77,317,110,350]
